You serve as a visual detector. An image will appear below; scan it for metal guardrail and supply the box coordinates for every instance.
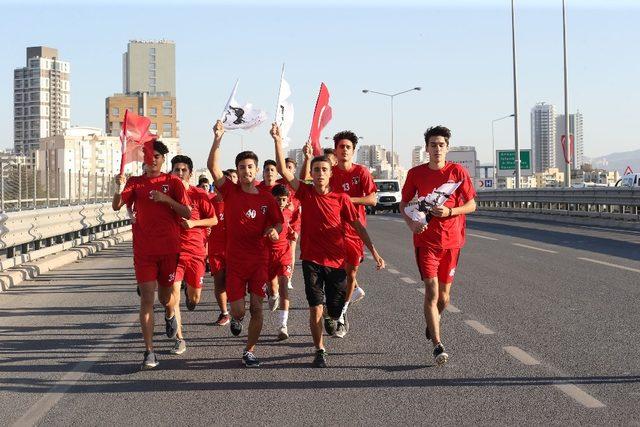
[0,202,131,271]
[476,187,640,221]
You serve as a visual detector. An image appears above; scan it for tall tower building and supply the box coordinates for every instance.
[123,40,175,96]
[14,46,70,154]
[411,145,427,167]
[531,102,556,173]
[555,111,583,170]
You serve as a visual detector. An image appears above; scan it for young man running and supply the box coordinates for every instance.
[170,155,218,354]
[278,157,301,290]
[208,170,232,327]
[208,120,284,367]
[271,123,385,368]
[112,140,191,370]
[399,126,476,366]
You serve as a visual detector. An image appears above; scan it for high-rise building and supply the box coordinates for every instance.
[411,145,427,167]
[105,92,178,138]
[287,148,305,176]
[14,46,71,155]
[357,145,387,169]
[555,111,584,170]
[531,102,557,173]
[123,40,176,96]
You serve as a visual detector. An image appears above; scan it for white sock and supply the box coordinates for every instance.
[342,301,350,313]
[278,310,289,327]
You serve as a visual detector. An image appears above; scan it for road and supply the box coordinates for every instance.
[1,214,639,425]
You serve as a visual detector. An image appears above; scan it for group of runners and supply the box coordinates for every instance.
[112,122,476,370]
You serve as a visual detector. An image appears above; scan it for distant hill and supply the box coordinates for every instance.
[584,149,640,174]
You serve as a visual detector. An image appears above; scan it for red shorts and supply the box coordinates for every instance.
[268,249,292,280]
[415,246,461,284]
[208,252,226,275]
[344,236,364,267]
[225,259,268,302]
[175,253,206,289]
[133,253,179,288]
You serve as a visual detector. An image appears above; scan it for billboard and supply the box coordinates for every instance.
[448,148,477,178]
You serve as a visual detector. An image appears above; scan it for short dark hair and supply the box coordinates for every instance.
[224,168,237,176]
[285,157,297,167]
[271,184,290,198]
[263,159,277,169]
[198,176,209,185]
[310,155,332,169]
[153,140,169,155]
[235,151,259,168]
[424,126,452,145]
[323,148,336,156]
[333,131,359,149]
[170,155,193,172]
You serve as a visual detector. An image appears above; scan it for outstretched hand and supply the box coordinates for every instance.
[213,120,225,140]
[303,140,313,159]
[270,122,281,141]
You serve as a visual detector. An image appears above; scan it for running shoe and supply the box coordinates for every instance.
[323,316,337,336]
[268,293,280,312]
[215,313,230,326]
[277,325,289,341]
[334,313,349,338]
[141,350,158,370]
[313,349,327,368]
[165,315,178,339]
[287,278,293,290]
[184,286,196,311]
[170,338,186,355]
[230,318,243,336]
[350,286,366,304]
[242,351,260,367]
[433,343,449,366]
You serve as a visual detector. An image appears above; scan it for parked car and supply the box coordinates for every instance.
[369,179,402,214]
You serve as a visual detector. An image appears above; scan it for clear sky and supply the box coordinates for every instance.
[1,0,638,170]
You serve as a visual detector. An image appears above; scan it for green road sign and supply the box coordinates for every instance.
[498,150,531,170]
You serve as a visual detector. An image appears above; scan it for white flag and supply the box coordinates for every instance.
[403,181,462,225]
[275,67,294,147]
[220,80,267,131]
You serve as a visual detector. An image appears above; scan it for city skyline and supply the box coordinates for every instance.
[1,1,639,171]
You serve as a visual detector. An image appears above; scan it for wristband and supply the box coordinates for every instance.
[448,207,453,217]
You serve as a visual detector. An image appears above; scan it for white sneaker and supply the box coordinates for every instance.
[277,325,289,341]
[268,293,280,312]
[287,278,293,290]
[350,286,366,304]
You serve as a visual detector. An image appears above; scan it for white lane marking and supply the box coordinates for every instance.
[503,346,540,365]
[387,268,400,275]
[464,320,495,335]
[417,288,425,294]
[577,257,640,273]
[468,233,498,241]
[554,384,606,408]
[511,243,558,254]
[13,314,137,427]
[578,225,640,235]
[365,255,374,260]
[393,219,404,223]
[400,277,417,284]
[446,304,461,313]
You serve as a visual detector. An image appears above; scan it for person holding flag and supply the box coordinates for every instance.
[112,136,191,370]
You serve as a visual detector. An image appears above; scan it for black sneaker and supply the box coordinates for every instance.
[242,351,260,367]
[230,318,243,336]
[165,315,178,339]
[323,316,337,336]
[313,349,327,368]
[433,343,449,366]
[184,286,196,311]
[141,350,158,370]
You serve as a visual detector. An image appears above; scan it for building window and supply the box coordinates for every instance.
[149,47,156,54]
[149,63,155,71]
[163,108,172,116]
[150,123,158,131]
[111,107,119,116]
[149,107,157,116]
[149,78,156,85]
[162,123,172,137]
[162,100,172,108]
[15,94,22,102]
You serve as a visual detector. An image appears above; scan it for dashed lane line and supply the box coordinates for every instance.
[512,243,558,254]
[468,233,499,241]
[554,384,606,409]
[577,257,640,274]
[503,346,540,365]
[387,268,400,275]
[400,277,417,284]
[445,303,461,313]
[464,320,495,335]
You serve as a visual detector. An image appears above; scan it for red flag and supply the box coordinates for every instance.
[560,134,574,164]
[119,109,157,174]
[309,83,333,156]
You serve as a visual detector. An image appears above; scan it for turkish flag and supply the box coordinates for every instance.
[119,109,157,174]
[309,83,332,156]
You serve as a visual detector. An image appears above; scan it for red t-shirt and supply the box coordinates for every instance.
[295,182,359,269]
[181,186,216,258]
[207,193,226,255]
[256,181,276,193]
[269,207,294,256]
[121,173,189,257]
[277,178,301,233]
[401,162,476,249]
[217,179,284,260]
[329,163,376,240]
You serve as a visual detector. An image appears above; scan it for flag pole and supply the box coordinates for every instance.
[274,63,285,123]
[220,79,239,122]
[119,109,129,175]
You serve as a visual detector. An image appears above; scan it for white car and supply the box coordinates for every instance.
[370,179,402,214]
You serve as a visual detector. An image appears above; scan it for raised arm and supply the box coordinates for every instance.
[112,174,126,211]
[207,120,227,189]
[299,141,312,181]
[271,123,300,191]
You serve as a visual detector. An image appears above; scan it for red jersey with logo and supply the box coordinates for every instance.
[329,163,376,239]
[180,186,216,258]
[121,173,189,257]
[277,178,301,233]
[207,193,226,255]
[295,183,359,269]
[217,179,284,260]
[401,162,476,249]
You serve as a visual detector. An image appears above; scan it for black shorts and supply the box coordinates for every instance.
[302,260,347,319]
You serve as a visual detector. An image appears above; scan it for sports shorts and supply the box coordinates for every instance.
[175,253,206,289]
[302,260,347,319]
[415,246,461,284]
[133,252,179,288]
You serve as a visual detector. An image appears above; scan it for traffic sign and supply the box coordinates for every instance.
[624,166,633,175]
[496,149,533,177]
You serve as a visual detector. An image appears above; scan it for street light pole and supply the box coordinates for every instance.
[362,87,421,179]
[562,0,572,187]
[492,114,515,182]
[511,0,522,188]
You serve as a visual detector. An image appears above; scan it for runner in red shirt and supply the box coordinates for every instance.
[257,159,282,308]
[400,126,477,366]
[271,123,385,368]
[279,157,301,291]
[208,120,284,368]
[169,155,218,355]
[112,140,191,370]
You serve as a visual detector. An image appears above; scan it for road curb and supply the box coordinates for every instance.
[0,230,132,292]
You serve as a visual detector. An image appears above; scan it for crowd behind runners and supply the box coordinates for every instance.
[112,122,476,370]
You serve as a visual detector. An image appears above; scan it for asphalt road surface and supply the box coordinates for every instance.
[1,214,638,425]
